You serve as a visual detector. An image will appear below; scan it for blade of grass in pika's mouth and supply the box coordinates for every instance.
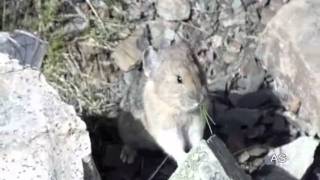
[200,104,215,135]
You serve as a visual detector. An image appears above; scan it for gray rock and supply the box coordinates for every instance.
[246,6,261,31]
[232,0,243,10]
[255,0,269,8]
[229,57,265,95]
[251,158,265,169]
[112,29,143,71]
[147,20,178,49]
[0,53,94,179]
[219,7,246,27]
[247,146,268,157]
[225,39,242,54]
[125,0,156,21]
[0,30,48,70]
[83,155,102,180]
[169,136,251,180]
[258,0,288,25]
[260,7,277,25]
[264,136,319,179]
[269,0,285,11]
[156,0,191,21]
[53,1,89,39]
[238,151,250,163]
[210,35,224,48]
[197,0,218,13]
[223,52,239,64]
[188,0,219,38]
[255,0,320,135]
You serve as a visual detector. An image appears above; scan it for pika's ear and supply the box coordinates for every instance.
[143,46,161,78]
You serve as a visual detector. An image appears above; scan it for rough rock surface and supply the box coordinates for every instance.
[147,20,178,49]
[169,136,251,180]
[255,0,320,135]
[0,53,92,179]
[0,30,48,69]
[112,29,143,72]
[156,0,191,21]
[263,136,319,179]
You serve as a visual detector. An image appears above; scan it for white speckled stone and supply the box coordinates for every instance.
[0,53,91,180]
[170,136,251,180]
[156,0,191,21]
[264,136,319,179]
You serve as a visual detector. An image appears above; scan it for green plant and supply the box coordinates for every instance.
[200,103,215,135]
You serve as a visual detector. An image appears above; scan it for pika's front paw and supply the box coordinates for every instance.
[120,145,137,164]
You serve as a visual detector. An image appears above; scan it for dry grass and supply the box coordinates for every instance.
[0,0,133,116]
[200,103,215,135]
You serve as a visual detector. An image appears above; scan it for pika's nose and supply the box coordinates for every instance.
[201,87,208,96]
[198,93,204,103]
[199,87,207,102]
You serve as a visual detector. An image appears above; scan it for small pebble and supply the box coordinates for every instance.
[238,151,250,163]
[248,146,268,157]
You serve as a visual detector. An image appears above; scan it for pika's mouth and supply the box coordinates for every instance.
[187,98,205,112]
[188,103,200,112]
[184,93,206,112]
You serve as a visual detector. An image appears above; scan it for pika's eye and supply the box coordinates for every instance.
[176,75,183,84]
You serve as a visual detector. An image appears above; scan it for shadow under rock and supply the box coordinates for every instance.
[201,84,307,177]
[205,88,298,153]
[82,114,176,180]
[252,165,298,180]
[302,143,320,180]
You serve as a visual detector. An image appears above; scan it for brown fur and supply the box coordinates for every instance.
[119,43,208,165]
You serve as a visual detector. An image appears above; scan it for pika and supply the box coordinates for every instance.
[118,43,209,165]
